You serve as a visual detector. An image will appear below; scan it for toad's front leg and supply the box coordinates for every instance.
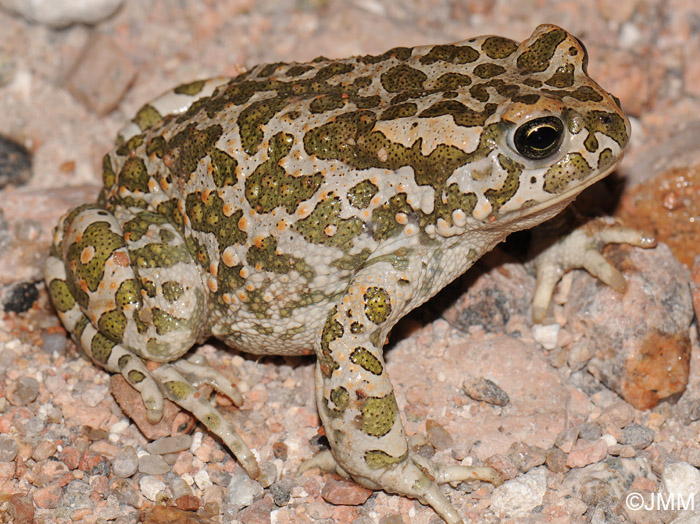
[312,258,500,524]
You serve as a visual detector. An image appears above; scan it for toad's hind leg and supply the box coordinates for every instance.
[45,204,263,481]
[150,358,263,483]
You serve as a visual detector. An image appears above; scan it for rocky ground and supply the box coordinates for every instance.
[0,1,699,523]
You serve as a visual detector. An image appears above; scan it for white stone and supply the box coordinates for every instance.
[194,469,212,490]
[0,0,123,28]
[139,475,166,502]
[491,466,547,517]
[532,324,560,350]
[663,462,700,498]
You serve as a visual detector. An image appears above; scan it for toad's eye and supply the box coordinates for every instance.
[513,116,565,160]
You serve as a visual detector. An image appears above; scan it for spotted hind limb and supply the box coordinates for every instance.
[45,204,209,423]
[311,258,502,524]
[530,216,657,323]
[149,359,265,483]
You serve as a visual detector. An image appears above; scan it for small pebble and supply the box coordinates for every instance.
[545,447,568,474]
[491,466,547,517]
[532,324,559,349]
[270,478,294,507]
[0,0,124,27]
[194,469,212,490]
[139,475,166,502]
[578,422,602,441]
[227,467,264,510]
[621,423,655,449]
[0,136,31,189]
[138,454,171,475]
[146,435,192,455]
[40,332,68,355]
[169,477,193,500]
[321,475,372,506]
[507,442,546,473]
[0,435,19,461]
[7,376,40,406]
[425,419,454,451]
[111,446,138,478]
[462,376,510,406]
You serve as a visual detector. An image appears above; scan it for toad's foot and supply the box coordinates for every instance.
[300,450,501,524]
[531,217,656,323]
[149,356,266,484]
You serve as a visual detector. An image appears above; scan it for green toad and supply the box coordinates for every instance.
[45,25,653,523]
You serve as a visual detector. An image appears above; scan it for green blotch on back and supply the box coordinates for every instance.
[132,104,163,132]
[380,65,427,93]
[102,155,116,192]
[245,132,323,214]
[545,64,575,88]
[364,286,391,325]
[419,100,497,127]
[517,28,567,73]
[293,196,364,249]
[419,44,479,65]
[238,98,287,155]
[347,180,378,209]
[481,37,518,59]
[173,80,206,96]
[361,392,398,437]
[165,123,223,176]
[210,148,238,187]
[185,191,246,248]
[350,347,383,375]
[473,63,506,79]
[432,72,472,91]
[119,157,150,194]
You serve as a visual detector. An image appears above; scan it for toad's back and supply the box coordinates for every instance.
[96,26,628,355]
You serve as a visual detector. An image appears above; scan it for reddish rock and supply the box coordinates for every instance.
[692,257,700,322]
[175,494,201,511]
[235,495,276,524]
[32,482,63,509]
[58,446,82,470]
[567,243,692,409]
[143,505,214,524]
[484,453,519,481]
[64,33,136,115]
[321,475,372,506]
[110,375,196,440]
[618,164,700,267]
[6,493,34,524]
[566,439,608,469]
